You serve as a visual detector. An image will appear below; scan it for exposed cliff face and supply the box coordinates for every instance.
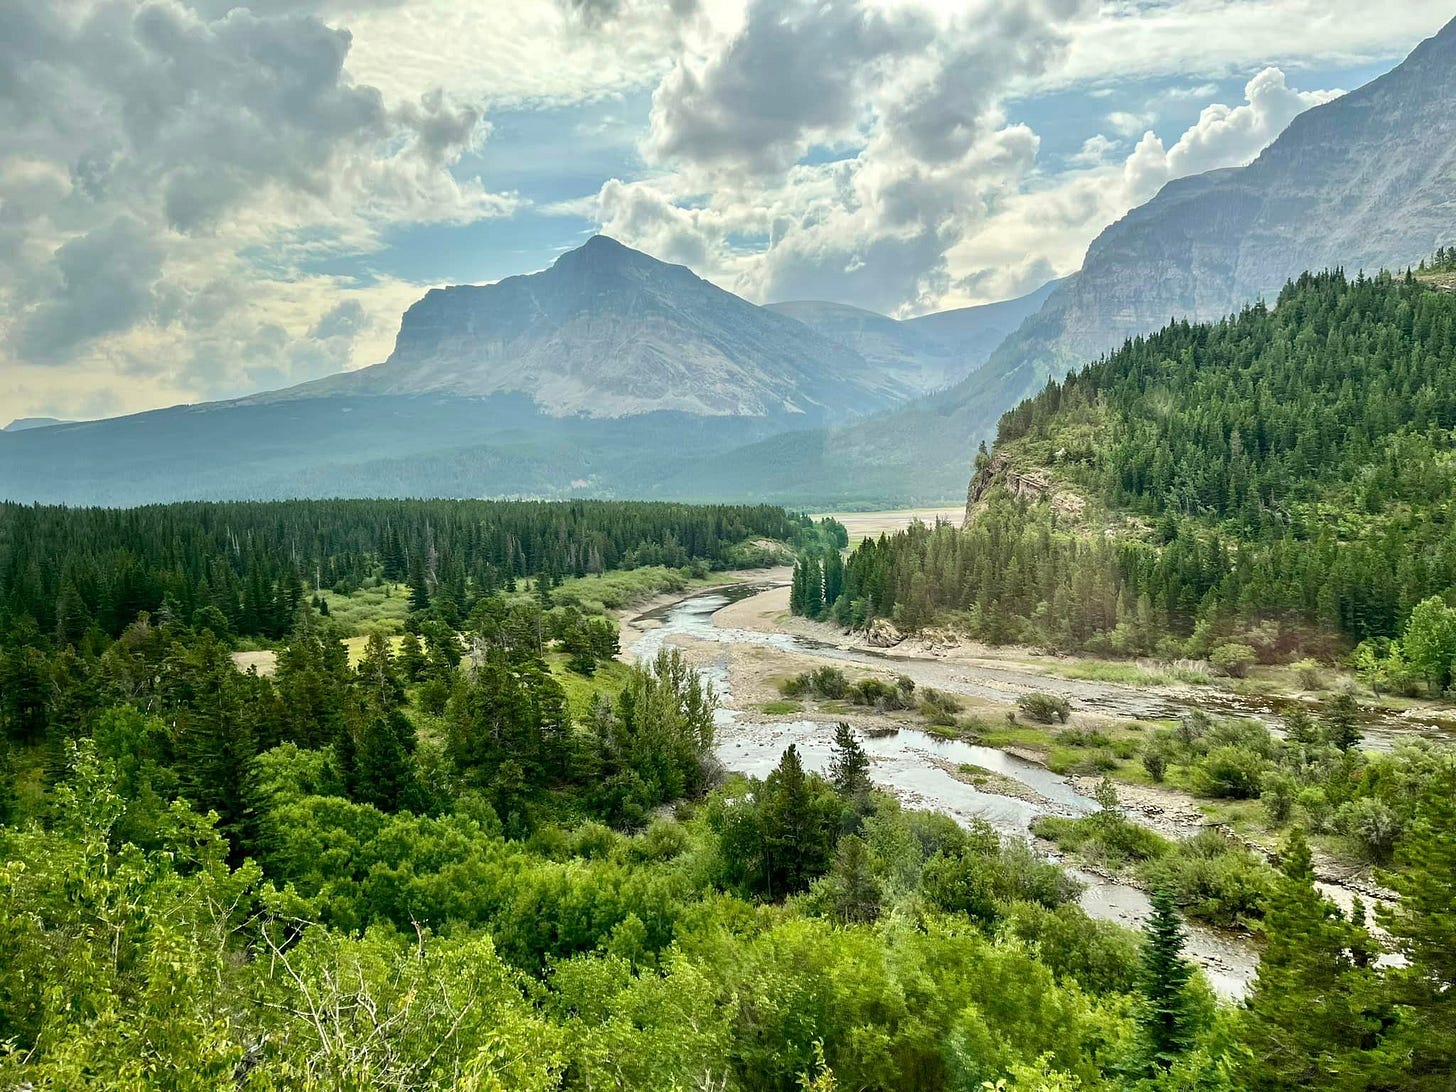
[283,235,900,423]
[939,15,1456,454]
[963,451,1086,524]
[1052,16,1456,361]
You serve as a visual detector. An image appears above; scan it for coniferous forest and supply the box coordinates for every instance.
[0,458,1451,1087]
[10,6,1456,1088]
[0,498,804,643]
[809,271,1456,668]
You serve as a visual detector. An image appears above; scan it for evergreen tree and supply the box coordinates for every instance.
[407,554,431,613]
[761,745,841,899]
[170,636,259,858]
[828,722,872,802]
[827,834,881,925]
[0,739,18,826]
[397,632,427,683]
[354,710,416,813]
[1321,692,1364,753]
[1379,762,1456,1087]
[1134,886,1196,1074]
[1237,830,1390,1090]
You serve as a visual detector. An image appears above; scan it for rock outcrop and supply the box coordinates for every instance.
[964,452,1086,523]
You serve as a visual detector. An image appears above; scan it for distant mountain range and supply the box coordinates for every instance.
[4,15,1453,508]
[0,238,1052,505]
[280,236,900,421]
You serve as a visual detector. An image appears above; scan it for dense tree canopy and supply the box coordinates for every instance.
[817,272,1456,660]
[0,498,811,642]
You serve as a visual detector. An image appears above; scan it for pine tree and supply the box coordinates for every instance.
[1379,762,1456,1086]
[761,745,840,900]
[1321,691,1364,752]
[828,722,871,801]
[828,834,881,925]
[407,553,431,613]
[354,711,415,813]
[1237,829,1391,1089]
[1134,886,1196,1074]
[398,632,426,683]
[172,637,259,859]
[0,739,18,826]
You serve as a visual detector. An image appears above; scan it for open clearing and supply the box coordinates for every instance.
[813,506,963,543]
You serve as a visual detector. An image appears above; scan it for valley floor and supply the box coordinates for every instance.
[619,573,1451,995]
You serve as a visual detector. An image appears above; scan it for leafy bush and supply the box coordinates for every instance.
[918,687,963,726]
[1297,786,1333,833]
[1210,643,1257,678]
[1018,692,1072,724]
[1292,658,1325,690]
[1031,811,1168,870]
[1335,797,1403,863]
[1190,746,1265,799]
[1142,744,1168,783]
[851,677,915,711]
[1141,831,1273,927]
[1056,728,1111,748]
[782,667,850,700]
[1260,771,1297,825]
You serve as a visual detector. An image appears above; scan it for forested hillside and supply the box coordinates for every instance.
[0,498,803,642]
[811,270,1456,667]
[4,471,1456,1086]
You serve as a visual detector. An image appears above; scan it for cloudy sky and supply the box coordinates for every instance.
[2,0,1450,423]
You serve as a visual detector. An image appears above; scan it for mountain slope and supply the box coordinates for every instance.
[0,394,809,506]
[943,14,1456,443]
[764,278,1061,395]
[282,235,900,423]
[2,236,1064,505]
[2,417,71,432]
[833,269,1456,656]
[671,17,1456,507]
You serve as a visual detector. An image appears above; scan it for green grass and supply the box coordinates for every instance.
[341,634,405,667]
[974,721,1057,750]
[1042,660,1212,687]
[547,654,635,719]
[760,700,802,715]
[549,566,725,617]
[319,583,411,636]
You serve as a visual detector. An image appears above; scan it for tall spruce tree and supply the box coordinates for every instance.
[1135,886,1196,1074]
[407,553,431,613]
[1379,762,1456,1087]
[1237,829,1391,1090]
[828,722,872,817]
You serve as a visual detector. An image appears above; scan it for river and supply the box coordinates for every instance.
[628,583,1261,999]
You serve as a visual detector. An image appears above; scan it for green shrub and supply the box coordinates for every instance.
[1030,811,1168,869]
[1142,831,1273,927]
[1056,728,1111,748]
[1260,770,1297,825]
[1018,692,1072,724]
[1297,786,1333,833]
[1292,658,1325,690]
[1141,744,1168,783]
[918,687,963,726]
[1210,642,1257,678]
[1190,746,1265,799]
[1335,797,1403,863]
[782,667,850,700]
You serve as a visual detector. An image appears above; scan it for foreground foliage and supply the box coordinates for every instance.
[3,496,1455,1088]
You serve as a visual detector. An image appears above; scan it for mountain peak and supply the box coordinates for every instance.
[278,230,914,421]
[550,233,675,278]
